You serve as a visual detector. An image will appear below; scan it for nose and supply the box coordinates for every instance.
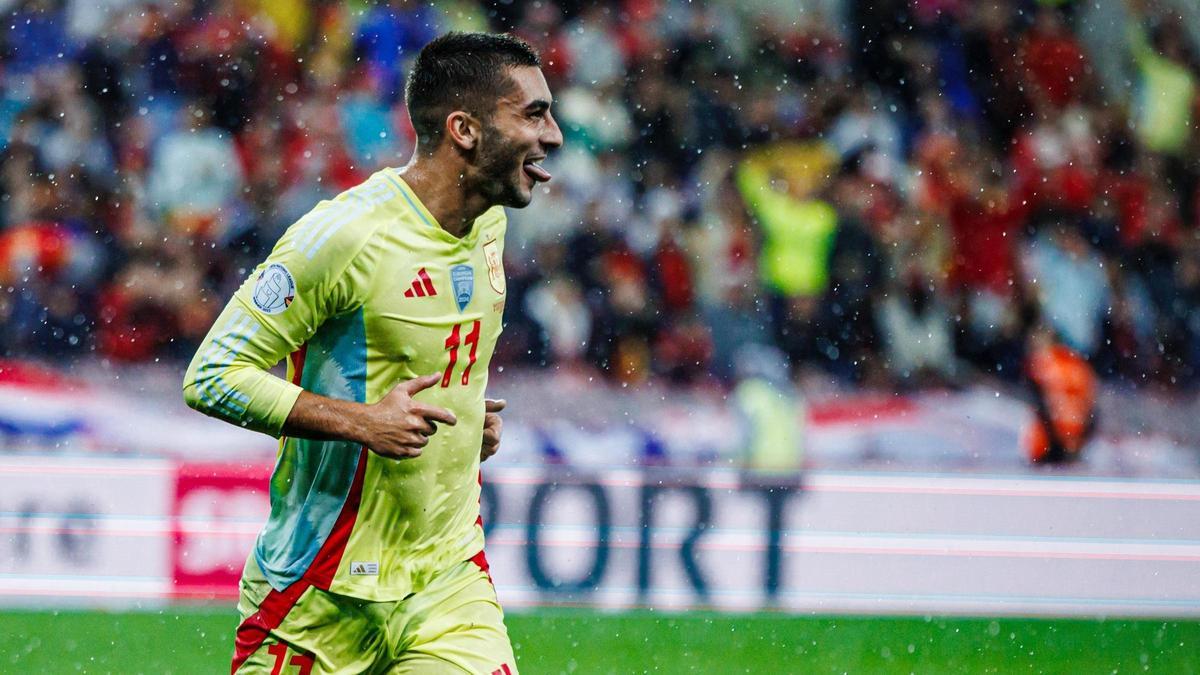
[542,111,564,151]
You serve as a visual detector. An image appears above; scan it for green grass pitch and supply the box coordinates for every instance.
[1,609,1197,673]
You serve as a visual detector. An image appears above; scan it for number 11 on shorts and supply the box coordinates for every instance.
[267,643,313,675]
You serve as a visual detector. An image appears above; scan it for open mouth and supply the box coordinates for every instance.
[523,156,552,183]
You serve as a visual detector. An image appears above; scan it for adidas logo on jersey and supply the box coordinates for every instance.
[349,561,379,576]
[404,268,437,298]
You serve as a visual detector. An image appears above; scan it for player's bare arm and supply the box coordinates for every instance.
[281,373,457,460]
[481,398,506,462]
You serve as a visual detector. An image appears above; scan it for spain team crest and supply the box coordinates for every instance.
[450,264,474,312]
[483,239,505,294]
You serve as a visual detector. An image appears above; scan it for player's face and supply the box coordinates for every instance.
[475,66,563,208]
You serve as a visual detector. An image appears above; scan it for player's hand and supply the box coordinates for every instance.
[481,398,505,462]
[362,374,457,460]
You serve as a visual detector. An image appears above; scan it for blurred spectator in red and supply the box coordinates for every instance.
[1009,101,1100,214]
[1019,6,1089,110]
[96,237,217,362]
[946,147,1026,297]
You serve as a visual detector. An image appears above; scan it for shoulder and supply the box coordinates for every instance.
[268,175,407,285]
[287,173,407,256]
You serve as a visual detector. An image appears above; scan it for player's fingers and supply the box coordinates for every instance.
[485,398,507,413]
[400,373,442,396]
[414,403,457,427]
[482,427,500,447]
[481,443,499,461]
[408,415,435,435]
[371,444,421,460]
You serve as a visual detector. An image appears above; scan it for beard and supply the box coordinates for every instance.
[473,122,533,208]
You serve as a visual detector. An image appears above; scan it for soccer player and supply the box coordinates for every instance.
[181,32,561,674]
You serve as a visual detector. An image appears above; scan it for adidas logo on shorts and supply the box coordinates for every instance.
[349,561,379,576]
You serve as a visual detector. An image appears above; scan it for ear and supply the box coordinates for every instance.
[445,111,480,151]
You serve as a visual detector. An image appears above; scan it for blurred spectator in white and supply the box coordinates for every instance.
[146,103,244,241]
[66,0,137,41]
[557,81,634,152]
[1023,215,1111,358]
[876,272,956,385]
[564,5,625,87]
[828,87,903,182]
[525,274,591,369]
[40,67,112,176]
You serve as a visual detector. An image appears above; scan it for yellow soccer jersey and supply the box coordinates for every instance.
[183,168,507,601]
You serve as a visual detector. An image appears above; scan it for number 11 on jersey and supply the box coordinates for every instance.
[442,320,481,387]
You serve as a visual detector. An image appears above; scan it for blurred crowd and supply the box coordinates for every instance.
[2,0,1200,395]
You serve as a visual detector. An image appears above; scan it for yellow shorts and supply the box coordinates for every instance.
[230,554,517,674]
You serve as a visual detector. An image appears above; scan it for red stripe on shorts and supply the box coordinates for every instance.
[469,548,493,586]
[471,469,493,584]
[230,446,370,673]
[230,577,312,674]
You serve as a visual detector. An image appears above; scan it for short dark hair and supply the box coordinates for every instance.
[405,32,541,149]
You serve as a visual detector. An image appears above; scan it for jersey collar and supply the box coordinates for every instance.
[386,169,483,247]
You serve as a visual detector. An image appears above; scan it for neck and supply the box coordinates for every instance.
[398,152,490,238]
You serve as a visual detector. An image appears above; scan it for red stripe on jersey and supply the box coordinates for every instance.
[289,344,307,386]
[418,268,436,296]
[278,344,308,447]
[303,446,369,588]
[230,446,370,673]
[475,469,484,529]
